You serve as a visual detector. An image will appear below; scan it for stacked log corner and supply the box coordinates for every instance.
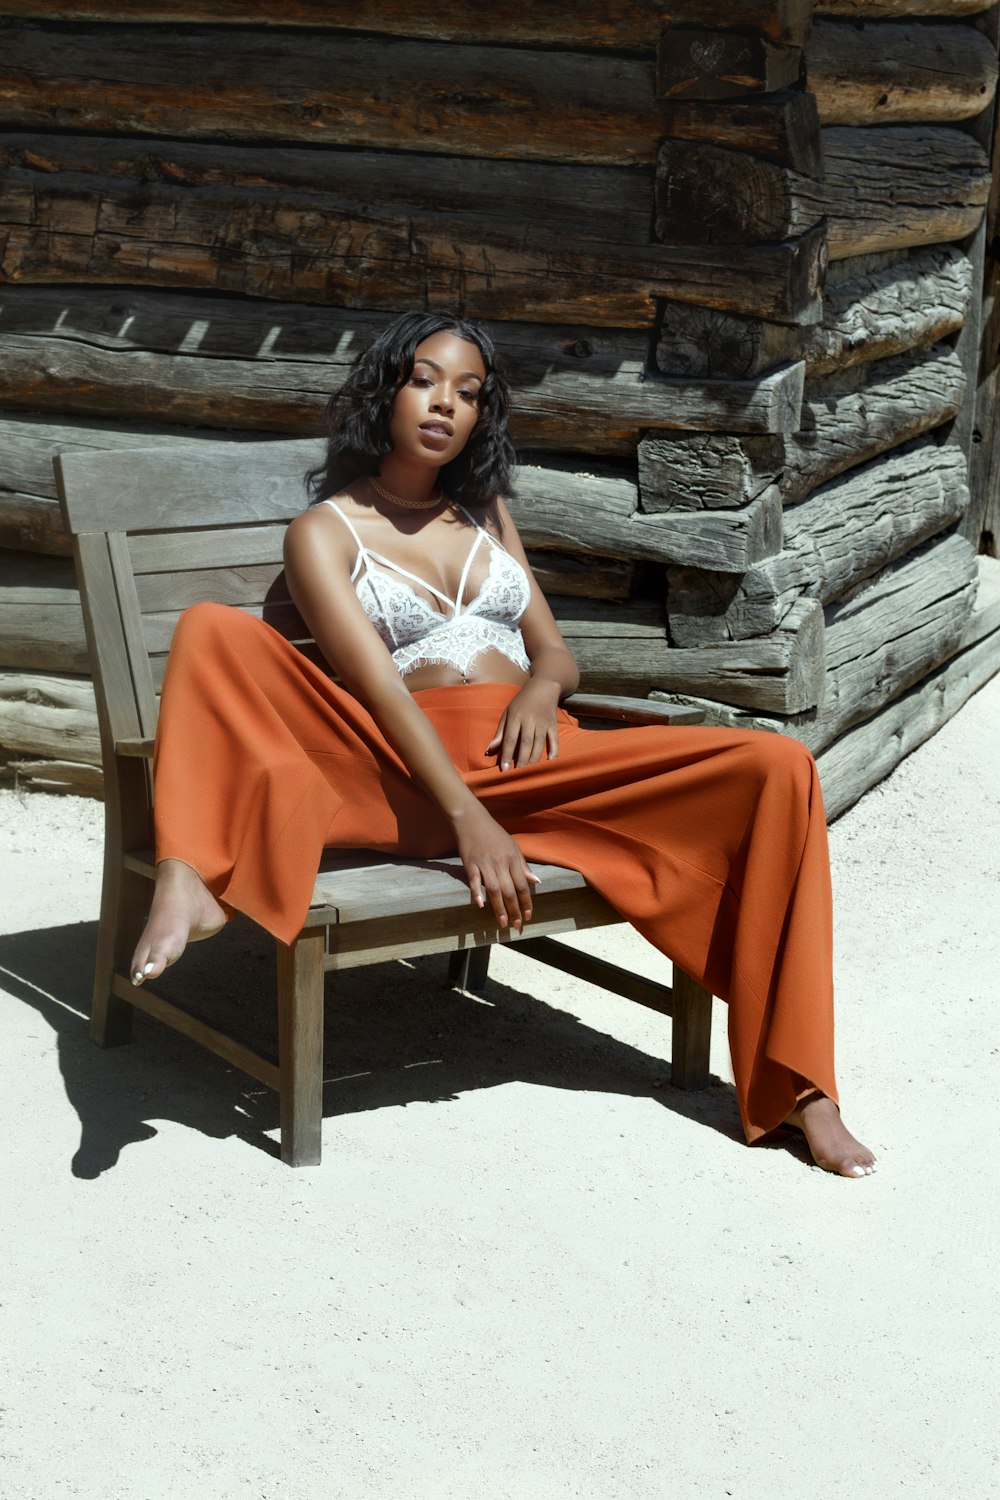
[1,0,999,817]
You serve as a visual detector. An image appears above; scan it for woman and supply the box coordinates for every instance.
[131,312,876,1178]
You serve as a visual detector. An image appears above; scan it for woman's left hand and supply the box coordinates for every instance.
[486,676,561,770]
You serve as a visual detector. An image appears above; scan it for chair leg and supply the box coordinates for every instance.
[276,929,326,1167]
[91,860,145,1048]
[671,966,713,1090]
[447,945,491,993]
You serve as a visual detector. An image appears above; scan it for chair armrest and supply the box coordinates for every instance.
[116,737,155,759]
[562,694,704,726]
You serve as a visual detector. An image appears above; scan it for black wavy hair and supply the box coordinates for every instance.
[306,311,517,509]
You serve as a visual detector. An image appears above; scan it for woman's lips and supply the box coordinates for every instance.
[419,422,453,444]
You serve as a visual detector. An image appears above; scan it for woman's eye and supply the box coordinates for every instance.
[410,376,431,387]
[460,389,479,403]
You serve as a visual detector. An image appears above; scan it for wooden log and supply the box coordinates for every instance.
[667,439,970,642]
[0,551,88,672]
[0,669,100,766]
[802,245,973,378]
[816,1,997,18]
[656,126,989,253]
[966,254,1000,553]
[0,2,815,47]
[0,22,701,170]
[656,303,804,380]
[808,18,999,125]
[0,410,284,554]
[821,126,990,259]
[525,552,637,602]
[816,555,1000,819]
[556,595,825,711]
[782,344,966,504]
[510,467,785,570]
[0,133,826,326]
[655,533,979,753]
[0,754,103,796]
[656,91,823,175]
[655,27,801,100]
[0,290,806,451]
[638,433,785,510]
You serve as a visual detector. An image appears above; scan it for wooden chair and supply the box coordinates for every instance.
[55,439,715,1166]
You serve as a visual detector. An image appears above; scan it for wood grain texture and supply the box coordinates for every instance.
[667,439,970,642]
[0,22,687,168]
[655,27,801,100]
[782,344,966,503]
[656,302,803,380]
[0,667,99,764]
[819,125,990,258]
[656,91,823,175]
[801,245,973,377]
[0,290,806,455]
[0,549,87,671]
[638,433,785,510]
[0,133,825,325]
[815,0,997,17]
[808,18,998,124]
[0,1,814,46]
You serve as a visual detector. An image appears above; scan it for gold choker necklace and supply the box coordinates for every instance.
[371,476,444,511]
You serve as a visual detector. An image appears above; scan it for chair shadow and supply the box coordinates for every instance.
[0,916,764,1179]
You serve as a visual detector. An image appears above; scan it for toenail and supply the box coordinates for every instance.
[851,1165,865,1176]
[132,972,142,986]
[143,962,155,974]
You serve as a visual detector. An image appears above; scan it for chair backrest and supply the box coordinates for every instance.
[55,438,324,749]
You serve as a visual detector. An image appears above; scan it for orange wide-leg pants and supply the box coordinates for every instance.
[154,603,838,1142]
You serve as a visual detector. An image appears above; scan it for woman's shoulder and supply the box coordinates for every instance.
[285,490,364,565]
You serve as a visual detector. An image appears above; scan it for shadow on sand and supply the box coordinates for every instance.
[0,916,764,1179]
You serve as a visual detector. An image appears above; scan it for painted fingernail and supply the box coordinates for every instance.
[501,762,511,771]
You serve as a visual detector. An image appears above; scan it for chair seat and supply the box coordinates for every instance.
[309,851,588,922]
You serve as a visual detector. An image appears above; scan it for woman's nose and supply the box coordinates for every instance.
[431,388,455,416]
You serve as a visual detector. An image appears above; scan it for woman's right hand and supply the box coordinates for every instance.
[452,801,540,931]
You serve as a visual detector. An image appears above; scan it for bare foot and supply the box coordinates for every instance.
[130,859,227,986]
[784,1091,877,1178]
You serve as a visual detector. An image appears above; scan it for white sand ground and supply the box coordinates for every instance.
[1,677,998,1500]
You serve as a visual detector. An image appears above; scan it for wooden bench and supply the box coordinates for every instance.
[55,439,714,1166]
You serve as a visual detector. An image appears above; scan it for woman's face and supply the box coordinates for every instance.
[388,331,487,467]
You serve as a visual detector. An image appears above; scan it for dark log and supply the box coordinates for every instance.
[638,434,785,510]
[656,303,803,380]
[667,439,970,642]
[655,28,800,100]
[656,533,979,752]
[0,289,806,449]
[557,596,825,712]
[525,552,637,602]
[782,344,966,503]
[802,245,973,378]
[0,668,100,768]
[0,551,88,672]
[0,22,696,170]
[0,1,814,47]
[655,141,821,245]
[820,126,990,259]
[966,254,1000,554]
[656,126,989,254]
[809,18,998,125]
[656,91,823,175]
[816,1,997,17]
[0,134,826,326]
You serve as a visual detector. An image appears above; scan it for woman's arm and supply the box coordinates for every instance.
[283,505,538,930]
[485,497,580,770]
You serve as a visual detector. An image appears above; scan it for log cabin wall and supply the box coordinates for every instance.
[1,0,999,814]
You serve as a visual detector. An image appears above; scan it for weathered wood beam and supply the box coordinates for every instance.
[0,290,805,453]
[809,18,999,125]
[0,22,701,170]
[0,668,100,767]
[815,1,997,18]
[0,410,283,554]
[655,126,989,254]
[0,2,814,47]
[802,245,973,377]
[0,551,88,672]
[526,552,638,602]
[0,753,103,796]
[510,466,785,570]
[821,125,990,258]
[557,595,825,712]
[667,439,970,642]
[782,344,966,503]
[655,27,801,100]
[638,434,785,510]
[656,91,823,175]
[655,533,979,753]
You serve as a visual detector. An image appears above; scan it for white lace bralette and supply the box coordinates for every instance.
[321,500,532,678]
